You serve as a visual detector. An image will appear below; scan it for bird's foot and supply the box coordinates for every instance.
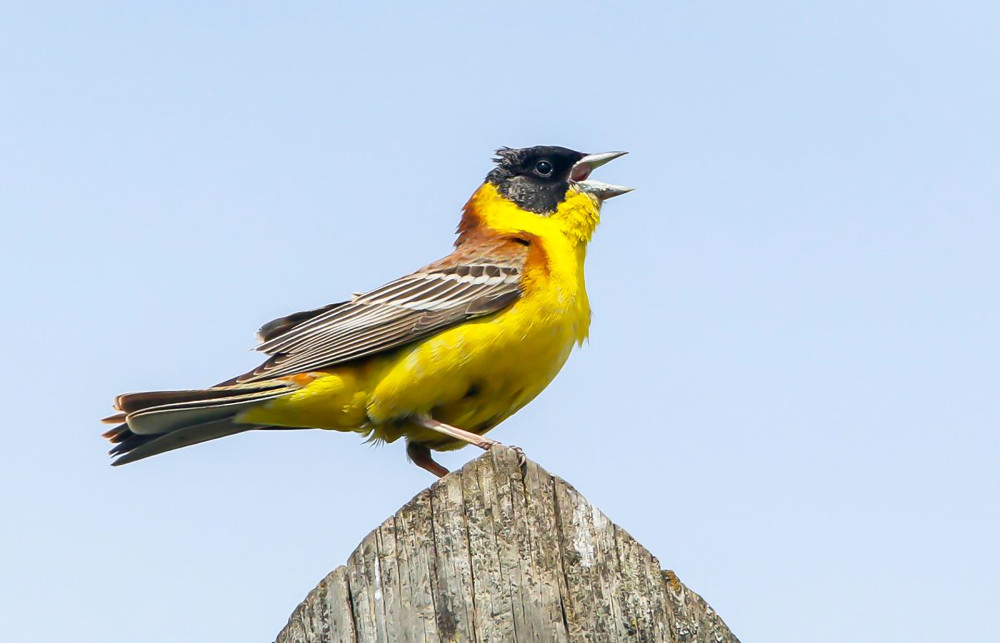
[406,441,450,478]
[510,445,528,476]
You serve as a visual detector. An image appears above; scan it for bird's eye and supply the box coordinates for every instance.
[533,160,554,177]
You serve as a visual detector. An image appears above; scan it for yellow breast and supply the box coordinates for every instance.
[368,234,589,445]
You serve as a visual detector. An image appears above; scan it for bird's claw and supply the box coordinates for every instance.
[511,445,527,476]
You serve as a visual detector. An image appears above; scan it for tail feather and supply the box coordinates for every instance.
[125,385,296,436]
[114,381,292,415]
[102,422,130,442]
[110,418,257,466]
[104,380,300,465]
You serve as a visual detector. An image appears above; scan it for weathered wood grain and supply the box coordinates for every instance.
[276,447,739,643]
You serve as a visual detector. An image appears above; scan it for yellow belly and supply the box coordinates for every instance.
[369,299,579,447]
[238,294,584,449]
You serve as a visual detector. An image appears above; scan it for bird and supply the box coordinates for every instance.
[102,145,632,476]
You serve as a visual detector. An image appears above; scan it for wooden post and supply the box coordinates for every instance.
[276,447,739,642]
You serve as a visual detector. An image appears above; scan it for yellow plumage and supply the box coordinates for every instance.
[104,145,630,474]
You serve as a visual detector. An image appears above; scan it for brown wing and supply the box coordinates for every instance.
[230,237,528,383]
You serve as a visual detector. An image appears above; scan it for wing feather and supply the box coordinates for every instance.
[229,240,528,383]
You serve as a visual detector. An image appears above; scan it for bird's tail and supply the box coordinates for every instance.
[101,380,300,466]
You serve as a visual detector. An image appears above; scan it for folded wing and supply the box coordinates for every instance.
[229,239,528,383]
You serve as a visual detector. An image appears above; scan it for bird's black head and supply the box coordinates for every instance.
[486,146,587,215]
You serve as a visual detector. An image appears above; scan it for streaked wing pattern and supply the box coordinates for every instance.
[233,253,525,383]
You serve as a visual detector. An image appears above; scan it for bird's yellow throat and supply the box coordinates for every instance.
[461,182,602,247]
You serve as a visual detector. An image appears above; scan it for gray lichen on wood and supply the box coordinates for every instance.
[276,447,738,642]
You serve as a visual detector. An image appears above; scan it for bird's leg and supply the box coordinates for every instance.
[406,441,449,478]
[412,415,500,450]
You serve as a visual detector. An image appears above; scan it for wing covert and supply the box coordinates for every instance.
[232,243,527,383]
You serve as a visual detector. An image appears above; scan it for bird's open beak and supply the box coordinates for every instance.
[571,151,633,200]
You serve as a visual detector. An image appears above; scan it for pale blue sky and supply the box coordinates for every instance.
[2,3,997,641]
